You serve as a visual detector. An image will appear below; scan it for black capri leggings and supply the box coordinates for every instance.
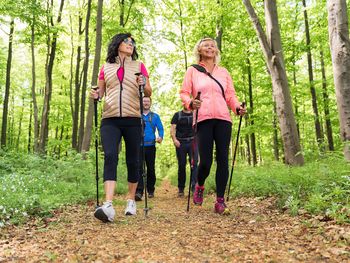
[100,117,141,183]
[196,119,232,198]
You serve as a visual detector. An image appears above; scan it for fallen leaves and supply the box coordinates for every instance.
[0,181,349,262]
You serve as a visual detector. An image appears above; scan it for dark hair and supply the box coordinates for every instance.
[143,96,152,102]
[106,33,139,63]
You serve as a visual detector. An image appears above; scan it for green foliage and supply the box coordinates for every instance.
[169,153,350,223]
[0,150,127,227]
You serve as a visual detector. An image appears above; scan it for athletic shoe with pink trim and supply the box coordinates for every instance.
[214,197,230,214]
[193,184,205,205]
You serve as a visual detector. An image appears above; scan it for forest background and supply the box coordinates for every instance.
[0,0,349,227]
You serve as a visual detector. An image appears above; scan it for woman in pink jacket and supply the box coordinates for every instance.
[180,37,246,214]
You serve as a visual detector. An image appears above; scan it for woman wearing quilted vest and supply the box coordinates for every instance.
[180,37,246,214]
[91,33,151,222]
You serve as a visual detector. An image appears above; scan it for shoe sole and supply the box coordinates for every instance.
[215,208,230,215]
[125,212,136,216]
[135,196,142,201]
[94,208,111,223]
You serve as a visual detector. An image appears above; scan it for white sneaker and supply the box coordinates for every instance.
[125,199,137,216]
[94,202,115,222]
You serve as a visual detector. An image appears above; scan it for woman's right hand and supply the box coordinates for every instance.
[90,87,99,100]
[190,98,201,110]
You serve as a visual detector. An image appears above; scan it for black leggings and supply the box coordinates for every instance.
[197,119,232,198]
[100,117,141,183]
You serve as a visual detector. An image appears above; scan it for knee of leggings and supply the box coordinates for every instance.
[104,151,118,165]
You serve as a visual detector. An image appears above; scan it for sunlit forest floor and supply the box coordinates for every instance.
[0,180,349,262]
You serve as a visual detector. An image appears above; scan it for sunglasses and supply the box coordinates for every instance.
[123,38,136,46]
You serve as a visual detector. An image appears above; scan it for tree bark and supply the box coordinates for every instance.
[38,0,65,154]
[31,15,39,152]
[81,0,104,155]
[78,0,93,151]
[1,19,14,148]
[72,14,83,150]
[246,56,257,166]
[243,0,304,165]
[302,0,324,148]
[327,0,350,160]
[320,49,334,151]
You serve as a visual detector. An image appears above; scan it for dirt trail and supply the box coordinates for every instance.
[1,180,349,262]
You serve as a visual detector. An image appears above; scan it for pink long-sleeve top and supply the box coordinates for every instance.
[180,62,241,124]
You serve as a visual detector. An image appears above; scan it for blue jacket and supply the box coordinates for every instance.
[143,111,164,146]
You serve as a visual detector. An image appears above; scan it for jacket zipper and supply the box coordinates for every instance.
[119,58,125,117]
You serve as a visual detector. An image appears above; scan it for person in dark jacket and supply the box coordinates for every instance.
[170,107,198,197]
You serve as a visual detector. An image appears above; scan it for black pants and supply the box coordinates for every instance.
[137,145,156,194]
[197,119,232,198]
[100,117,141,183]
[176,140,198,191]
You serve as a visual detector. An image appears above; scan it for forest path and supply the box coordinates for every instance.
[1,180,349,262]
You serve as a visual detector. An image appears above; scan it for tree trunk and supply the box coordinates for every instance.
[16,97,25,150]
[243,0,304,165]
[1,19,14,148]
[327,0,350,160]
[178,0,188,69]
[246,56,257,166]
[78,0,93,151]
[31,17,39,152]
[215,0,223,52]
[302,0,324,148]
[38,0,65,154]
[320,49,334,151]
[81,0,104,155]
[72,14,82,150]
[245,120,251,165]
[69,15,75,134]
[28,102,32,152]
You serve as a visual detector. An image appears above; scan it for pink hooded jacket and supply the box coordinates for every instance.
[180,62,241,124]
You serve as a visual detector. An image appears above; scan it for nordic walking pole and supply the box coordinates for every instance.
[92,86,100,208]
[187,91,201,212]
[135,73,149,216]
[226,102,245,202]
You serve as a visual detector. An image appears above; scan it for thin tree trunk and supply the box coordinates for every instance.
[81,0,103,155]
[178,0,188,69]
[78,0,93,151]
[320,49,334,151]
[243,0,304,165]
[28,102,32,153]
[69,15,75,127]
[1,19,14,148]
[246,56,257,166]
[16,97,25,150]
[38,0,65,154]
[72,14,82,150]
[31,16,39,152]
[215,0,223,52]
[302,0,324,148]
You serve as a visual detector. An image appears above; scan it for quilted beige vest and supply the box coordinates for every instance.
[102,57,141,119]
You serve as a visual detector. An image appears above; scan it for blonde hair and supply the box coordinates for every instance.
[193,37,221,64]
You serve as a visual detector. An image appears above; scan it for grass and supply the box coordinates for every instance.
[0,149,128,227]
[169,152,350,223]
[1,149,349,226]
